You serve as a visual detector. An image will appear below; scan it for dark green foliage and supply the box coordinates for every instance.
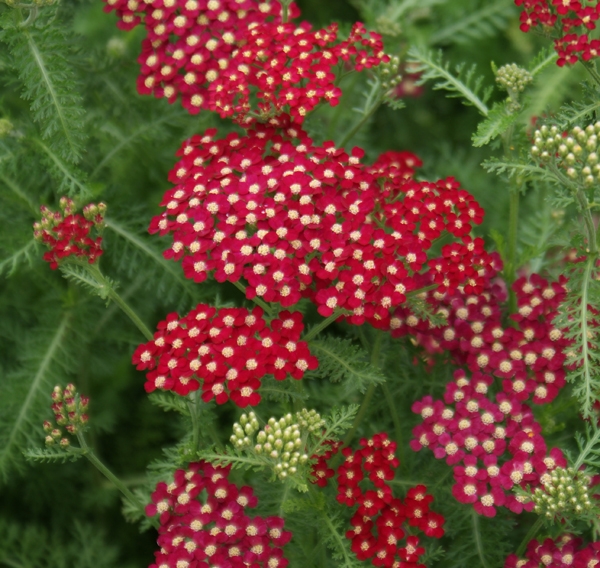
[306,335,387,394]
[0,518,128,568]
[0,7,87,165]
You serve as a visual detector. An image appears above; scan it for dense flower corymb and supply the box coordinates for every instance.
[132,304,317,407]
[331,433,445,566]
[147,460,291,568]
[102,0,387,123]
[151,121,493,328]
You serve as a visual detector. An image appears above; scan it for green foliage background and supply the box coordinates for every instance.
[0,0,594,566]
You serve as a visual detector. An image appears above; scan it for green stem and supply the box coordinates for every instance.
[515,516,545,557]
[231,280,274,315]
[83,264,154,341]
[278,480,291,518]
[76,431,158,528]
[322,513,353,565]
[506,188,519,315]
[188,392,200,453]
[337,81,383,148]
[381,381,404,463]
[472,508,491,568]
[342,383,376,448]
[576,190,598,254]
[107,286,154,341]
[342,331,384,446]
[302,310,346,342]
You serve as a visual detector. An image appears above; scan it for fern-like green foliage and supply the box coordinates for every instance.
[443,505,515,568]
[430,1,517,46]
[574,422,600,471]
[0,8,87,165]
[472,101,519,147]
[0,305,72,478]
[0,517,127,568]
[104,216,207,311]
[23,445,85,464]
[60,264,114,303]
[554,258,600,419]
[306,335,386,395]
[148,392,190,416]
[319,508,363,568]
[407,47,492,116]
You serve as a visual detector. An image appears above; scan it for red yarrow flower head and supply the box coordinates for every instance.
[34,198,106,270]
[147,461,290,568]
[133,303,317,407]
[153,125,491,326]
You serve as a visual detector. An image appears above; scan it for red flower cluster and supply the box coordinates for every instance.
[33,198,105,270]
[393,274,569,407]
[333,433,445,567]
[133,304,317,407]
[210,20,387,124]
[310,439,341,487]
[146,461,291,568]
[102,0,386,123]
[505,534,600,568]
[515,0,600,66]
[411,369,567,517]
[151,122,492,328]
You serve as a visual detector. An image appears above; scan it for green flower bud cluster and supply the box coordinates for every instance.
[379,55,402,94]
[229,411,319,481]
[532,466,593,519]
[295,408,325,434]
[532,122,600,187]
[44,384,90,447]
[496,63,533,93]
[230,411,260,448]
[375,16,401,37]
[496,63,532,112]
[255,414,308,480]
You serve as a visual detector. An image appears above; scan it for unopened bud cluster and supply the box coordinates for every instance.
[230,411,260,448]
[33,198,106,270]
[230,411,312,481]
[532,466,593,519]
[295,408,325,433]
[379,55,402,94]
[532,122,600,187]
[496,64,532,112]
[44,384,89,447]
[496,64,532,93]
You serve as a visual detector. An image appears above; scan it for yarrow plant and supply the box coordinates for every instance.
[6,0,600,566]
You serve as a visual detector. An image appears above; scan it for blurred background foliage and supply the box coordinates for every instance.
[0,0,587,565]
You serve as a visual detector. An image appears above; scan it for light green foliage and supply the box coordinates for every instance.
[555,260,600,419]
[472,101,520,147]
[407,47,492,115]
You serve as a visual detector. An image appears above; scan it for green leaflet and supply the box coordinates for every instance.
[472,101,520,147]
[407,47,491,116]
[306,335,386,394]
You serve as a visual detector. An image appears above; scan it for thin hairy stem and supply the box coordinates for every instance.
[337,79,383,148]
[76,431,158,528]
[302,310,346,343]
[231,280,274,315]
[516,516,545,557]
